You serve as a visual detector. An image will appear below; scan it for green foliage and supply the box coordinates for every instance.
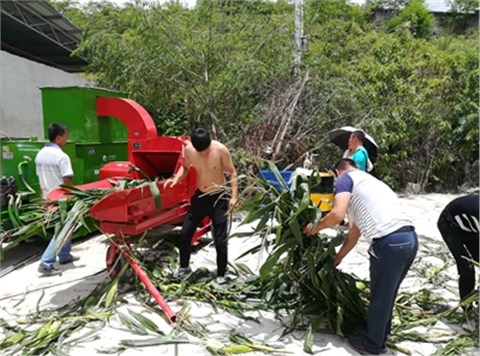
[74,0,294,138]
[64,0,478,191]
[448,0,480,13]
[441,1,480,34]
[305,17,478,190]
[387,0,434,38]
[305,0,366,25]
[367,0,409,9]
[46,0,89,28]
[433,335,479,355]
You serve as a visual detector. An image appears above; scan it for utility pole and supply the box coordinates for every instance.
[294,0,305,77]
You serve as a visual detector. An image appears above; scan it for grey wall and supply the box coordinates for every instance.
[0,50,90,140]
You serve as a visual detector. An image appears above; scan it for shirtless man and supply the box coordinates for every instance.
[163,128,238,283]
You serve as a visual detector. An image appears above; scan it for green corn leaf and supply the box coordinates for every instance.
[148,181,161,209]
[0,332,25,348]
[259,241,295,280]
[242,202,276,225]
[234,243,262,260]
[288,217,303,244]
[233,262,254,275]
[267,161,290,192]
[222,344,253,353]
[52,200,84,255]
[104,279,118,308]
[303,325,314,354]
[117,312,149,335]
[119,337,190,347]
[254,212,272,233]
[229,231,256,238]
[128,309,163,335]
[58,198,68,223]
[35,320,52,341]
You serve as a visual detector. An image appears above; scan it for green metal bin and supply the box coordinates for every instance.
[41,86,128,142]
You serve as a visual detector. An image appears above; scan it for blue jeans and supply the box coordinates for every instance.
[362,227,418,353]
[40,238,72,268]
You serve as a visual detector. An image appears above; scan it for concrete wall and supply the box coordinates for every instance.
[371,9,479,36]
[0,50,91,140]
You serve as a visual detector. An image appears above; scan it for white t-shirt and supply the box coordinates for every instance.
[35,143,73,199]
[335,169,412,242]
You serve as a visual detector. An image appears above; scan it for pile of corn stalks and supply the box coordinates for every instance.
[235,163,368,352]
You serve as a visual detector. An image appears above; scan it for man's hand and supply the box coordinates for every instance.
[229,197,237,210]
[303,223,316,236]
[333,254,343,267]
[163,177,178,189]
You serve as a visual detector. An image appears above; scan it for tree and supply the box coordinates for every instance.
[387,0,434,38]
[63,0,478,190]
[75,0,295,141]
[448,0,480,12]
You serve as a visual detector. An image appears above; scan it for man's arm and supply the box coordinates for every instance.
[63,177,73,186]
[303,193,350,235]
[222,146,238,208]
[163,146,190,188]
[333,222,361,267]
[59,155,74,186]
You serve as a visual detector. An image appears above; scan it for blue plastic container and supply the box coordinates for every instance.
[259,170,294,191]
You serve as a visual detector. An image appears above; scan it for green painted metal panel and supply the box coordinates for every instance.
[41,86,128,142]
[1,139,127,195]
[1,138,56,197]
[74,143,127,183]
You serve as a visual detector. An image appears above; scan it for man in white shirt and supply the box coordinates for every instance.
[303,158,418,355]
[36,123,79,276]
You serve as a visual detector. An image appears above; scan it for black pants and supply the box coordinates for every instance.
[438,212,479,300]
[179,190,229,276]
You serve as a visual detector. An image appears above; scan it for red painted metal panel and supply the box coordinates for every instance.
[46,179,117,200]
[96,97,157,140]
[96,204,189,235]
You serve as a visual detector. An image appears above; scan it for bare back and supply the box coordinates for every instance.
[183,140,235,193]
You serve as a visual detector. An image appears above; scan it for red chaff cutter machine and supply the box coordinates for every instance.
[50,97,211,323]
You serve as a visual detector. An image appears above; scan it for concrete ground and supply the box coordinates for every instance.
[0,193,478,355]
